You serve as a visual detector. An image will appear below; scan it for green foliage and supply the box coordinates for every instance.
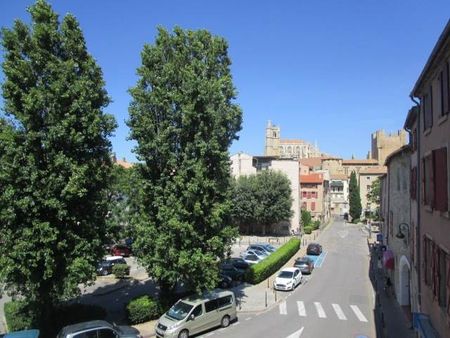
[126,295,161,324]
[313,220,321,230]
[301,210,312,228]
[245,238,300,284]
[367,178,381,205]
[231,171,293,234]
[349,171,362,221]
[127,27,242,295]
[0,0,116,330]
[4,301,36,331]
[303,226,312,235]
[112,263,130,279]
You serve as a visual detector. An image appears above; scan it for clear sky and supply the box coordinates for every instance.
[1,1,449,162]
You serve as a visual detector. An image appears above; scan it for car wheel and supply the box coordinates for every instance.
[102,270,108,276]
[221,315,230,328]
[178,329,189,338]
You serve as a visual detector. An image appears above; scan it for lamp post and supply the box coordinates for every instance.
[395,222,410,246]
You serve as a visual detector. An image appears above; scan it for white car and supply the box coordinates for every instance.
[273,267,303,291]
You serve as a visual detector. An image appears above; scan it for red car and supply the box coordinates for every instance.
[110,244,132,257]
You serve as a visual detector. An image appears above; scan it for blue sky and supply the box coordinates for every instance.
[1,1,449,162]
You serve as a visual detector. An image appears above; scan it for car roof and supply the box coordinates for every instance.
[296,256,311,261]
[105,256,124,261]
[5,330,40,338]
[182,290,234,304]
[59,320,112,336]
[280,267,298,272]
[308,242,321,246]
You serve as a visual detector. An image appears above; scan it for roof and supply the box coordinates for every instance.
[342,159,378,165]
[404,106,418,130]
[58,321,112,337]
[330,173,348,180]
[299,157,323,168]
[280,267,299,272]
[384,145,411,166]
[300,173,324,184]
[411,20,450,97]
[359,166,388,175]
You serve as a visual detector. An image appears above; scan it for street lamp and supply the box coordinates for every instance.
[396,222,410,245]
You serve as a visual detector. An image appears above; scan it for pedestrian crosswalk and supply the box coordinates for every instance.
[279,301,369,322]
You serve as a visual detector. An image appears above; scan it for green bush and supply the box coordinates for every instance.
[127,295,161,324]
[245,238,300,284]
[352,218,360,224]
[313,220,321,230]
[303,226,312,234]
[4,300,36,331]
[112,263,130,278]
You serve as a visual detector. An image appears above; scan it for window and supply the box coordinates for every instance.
[440,63,449,117]
[410,167,417,200]
[73,331,97,338]
[367,176,371,180]
[311,191,317,198]
[424,237,431,286]
[423,154,434,207]
[311,202,315,211]
[192,304,203,317]
[307,192,311,199]
[423,87,433,131]
[98,329,116,338]
[217,295,233,308]
[438,249,448,308]
[302,191,307,198]
[433,147,448,212]
[205,299,218,313]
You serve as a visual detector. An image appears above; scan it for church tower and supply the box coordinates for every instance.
[265,120,280,156]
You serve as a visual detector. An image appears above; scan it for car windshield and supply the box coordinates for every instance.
[166,301,193,321]
[296,260,308,265]
[278,271,293,278]
[246,255,258,261]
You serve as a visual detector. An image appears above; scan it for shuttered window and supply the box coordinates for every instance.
[433,147,448,212]
[423,87,433,131]
[441,62,450,116]
[311,202,315,211]
[438,248,448,308]
[410,167,417,200]
[423,154,434,207]
[424,237,430,286]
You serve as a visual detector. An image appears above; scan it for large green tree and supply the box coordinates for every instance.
[231,171,293,235]
[0,0,116,329]
[349,171,362,221]
[128,27,242,295]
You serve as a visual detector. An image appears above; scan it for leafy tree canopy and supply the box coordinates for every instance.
[128,27,242,294]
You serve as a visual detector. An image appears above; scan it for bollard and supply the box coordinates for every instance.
[274,289,277,302]
[267,278,269,289]
[265,290,268,308]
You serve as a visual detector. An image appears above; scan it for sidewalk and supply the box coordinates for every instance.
[133,227,327,338]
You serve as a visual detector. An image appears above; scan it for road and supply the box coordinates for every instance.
[207,218,376,338]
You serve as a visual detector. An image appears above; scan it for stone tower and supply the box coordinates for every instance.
[371,129,408,165]
[265,120,280,156]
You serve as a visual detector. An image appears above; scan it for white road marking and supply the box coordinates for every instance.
[332,303,347,320]
[245,317,252,321]
[285,326,304,338]
[314,302,326,318]
[350,305,368,322]
[280,301,287,315]
[297,301,306,317]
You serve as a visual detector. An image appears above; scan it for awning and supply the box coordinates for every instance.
[413,313,439,338]
[383,249,394,270]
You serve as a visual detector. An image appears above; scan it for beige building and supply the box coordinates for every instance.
[408,20,450,337]
[230,153,299,234]
[371,129,408,165]
[300,172,329,223]
[359,166,387,215]
[330,174,349,216]
[265,121,322,159]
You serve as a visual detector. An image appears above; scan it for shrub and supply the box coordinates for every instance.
[303,226,312,234]
[245,238,300,284]
[127,295,161,324]
[112,263,130,278]
[352,218,360,224]
[313,220,321,230]
[4,300,36,331]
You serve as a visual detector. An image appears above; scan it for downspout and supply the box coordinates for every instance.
[410,94,421,310]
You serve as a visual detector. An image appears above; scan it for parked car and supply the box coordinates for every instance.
[306,243,322,256]
[57,320,141,338]
[3,330,40,338]
[240,250,268,260]
[110,244,132,257]
[247,244,273,255]
[96,256,129,276]
[219,263,245,281]
[155,290,237,338]
[256,243,277,252]
[293,256,314,274]
[242,253,263,265]
[273,267,302,291]
[223,257,250,271]
[217,273,233,289]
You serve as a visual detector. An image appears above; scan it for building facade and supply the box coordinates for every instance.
[300,173,327,222]
[359,166,387,216]
[371,129,408,165]
[330,174,349,216]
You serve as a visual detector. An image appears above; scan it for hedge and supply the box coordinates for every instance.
[126,295,161,324]
[245,238,300,284]
[112,263,130,278]
[304,226,312,234]
[313,220,321,230]
[4,300,36,331]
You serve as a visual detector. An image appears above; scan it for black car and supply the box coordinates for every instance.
[223,257,250,271]
[294,256,314,274]
[220,263,245,281]
[217,273,233,289]
[306,243,322,256]
[96,257,129,276]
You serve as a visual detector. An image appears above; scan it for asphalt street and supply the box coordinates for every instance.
[206,218,376,338]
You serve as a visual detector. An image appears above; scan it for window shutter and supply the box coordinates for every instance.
[410,167,417,200]
[422,159,427,205]
[446,256,450,317]
[433,147,448,212]
[424,237,429,285]
[444,62,450,116]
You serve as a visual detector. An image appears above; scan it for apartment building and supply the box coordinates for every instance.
[300,172,327,222]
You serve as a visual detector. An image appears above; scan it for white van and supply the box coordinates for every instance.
[155,290,237,338]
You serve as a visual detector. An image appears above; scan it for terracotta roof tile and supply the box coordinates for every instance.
[300,173,324,184]
[299,157,323,167]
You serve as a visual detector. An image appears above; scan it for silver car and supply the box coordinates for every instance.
[155,290,237,338]
[57,320,141,338]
